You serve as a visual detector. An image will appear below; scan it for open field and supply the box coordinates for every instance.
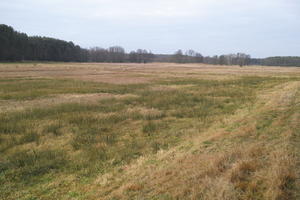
[0,63,299,200]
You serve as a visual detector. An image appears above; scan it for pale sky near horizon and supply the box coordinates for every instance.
[0,0,299,58]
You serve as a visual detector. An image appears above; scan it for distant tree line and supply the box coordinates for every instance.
[128,49,155,63]
[169,50,251,66]
[251,57,300,67]
[0,24,153,63]
[167,50,299,67]
[88,47,154,63]
[171,49,204,63]
[88,46,125,62]
[1,24,299,66]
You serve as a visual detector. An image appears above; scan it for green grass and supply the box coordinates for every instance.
[1,149,67,181]
[0,75,296,199]
[0,78,147,100]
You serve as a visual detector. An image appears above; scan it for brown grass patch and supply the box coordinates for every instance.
[126,107,164,119]
[1,63,299,84]
[265,149,296,200]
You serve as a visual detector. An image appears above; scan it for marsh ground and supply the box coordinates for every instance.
[0,63,299,200]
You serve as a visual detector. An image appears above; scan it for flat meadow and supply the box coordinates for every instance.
[0,63,299,200]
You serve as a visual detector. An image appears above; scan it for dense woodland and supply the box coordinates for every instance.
[1,24,299,66]
[0,25,88,62]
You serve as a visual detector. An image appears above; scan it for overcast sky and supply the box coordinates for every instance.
[1,0,299,57]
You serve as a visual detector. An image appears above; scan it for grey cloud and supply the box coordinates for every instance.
[0,0,299,57]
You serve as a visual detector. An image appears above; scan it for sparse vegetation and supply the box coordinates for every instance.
[0,63,299,200]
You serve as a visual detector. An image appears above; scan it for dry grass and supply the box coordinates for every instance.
[91,79,300,200]
[0,63,299,200]
[0,63,299,84]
